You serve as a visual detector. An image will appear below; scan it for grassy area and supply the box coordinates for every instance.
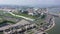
[34,14,47,30]
[0,20,15,27]
[0,20,15,25]
[0,10,13,17]
[0,18,15,25]
[34,14,46,25]
[18,13,37,19]
[0,10,22,19]
[12,12,38,19]
[27,30,34,34]
[0,10,22,24]
[35,19,45,26]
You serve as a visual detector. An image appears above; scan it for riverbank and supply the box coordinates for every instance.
[45,17,55,31]
[47,17,60,34]
[8,12,56,33]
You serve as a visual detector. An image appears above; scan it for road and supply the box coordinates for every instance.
[0,11,56,33]
[8,12,35,21]
[0,12,35,31]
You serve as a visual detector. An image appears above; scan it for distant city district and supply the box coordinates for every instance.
[0,7,55,34]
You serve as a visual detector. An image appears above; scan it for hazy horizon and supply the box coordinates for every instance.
[0,0,60,6]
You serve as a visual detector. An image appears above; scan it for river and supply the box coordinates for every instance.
[47,8,60,34]
[47,17,60,34]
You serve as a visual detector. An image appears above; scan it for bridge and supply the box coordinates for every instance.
[48,12,60,17]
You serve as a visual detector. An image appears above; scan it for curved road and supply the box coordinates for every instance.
[8,12,35,21]
[0,12,55,32]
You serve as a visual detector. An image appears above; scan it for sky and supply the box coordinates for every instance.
[0,0,60,6]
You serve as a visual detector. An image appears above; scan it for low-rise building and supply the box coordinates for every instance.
[27,8,34,16]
